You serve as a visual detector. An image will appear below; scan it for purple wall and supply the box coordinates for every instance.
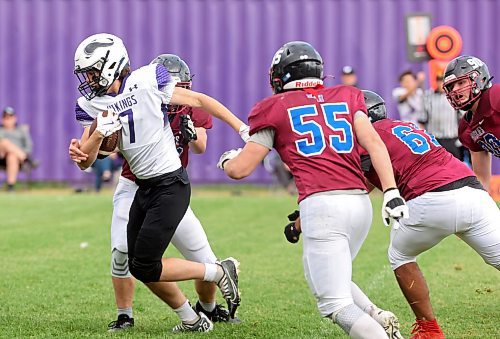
[0,0,498,183]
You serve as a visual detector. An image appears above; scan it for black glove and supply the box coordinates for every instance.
[180,115,197,144]
[284,210,301,243]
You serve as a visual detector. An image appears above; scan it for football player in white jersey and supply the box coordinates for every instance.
[70,54,239,331]
[71,33,248,333]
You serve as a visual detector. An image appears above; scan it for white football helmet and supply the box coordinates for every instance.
[74,33,129,100]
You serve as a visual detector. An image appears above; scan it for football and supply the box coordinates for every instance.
[89,111,121,159]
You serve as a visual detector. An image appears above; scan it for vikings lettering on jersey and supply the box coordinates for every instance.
[73,63,181,179]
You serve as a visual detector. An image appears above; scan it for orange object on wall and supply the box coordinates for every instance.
[426,26,463,90]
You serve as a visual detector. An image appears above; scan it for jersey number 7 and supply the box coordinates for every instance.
[119,109,136,144]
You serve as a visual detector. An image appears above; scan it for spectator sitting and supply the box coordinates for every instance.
[392,70,425,125]
[341,66,358,87]
[91,153,123,192]
[419,75,464,160]
[0,107,35,191]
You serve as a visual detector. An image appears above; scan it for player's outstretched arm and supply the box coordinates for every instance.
[220,142,270,179]
[355,112,409,226]
[354,113,396,191]
[171,87,249,140]
[470,150,492,191]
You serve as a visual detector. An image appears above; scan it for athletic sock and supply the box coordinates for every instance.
[199,300,216,312]
[203,263,221,282]
[117,307,133,318]
[174,300,199,323]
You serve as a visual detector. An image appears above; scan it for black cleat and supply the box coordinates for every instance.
[194,301,231,322]
[107,314,134,332]
[216,257,240,319]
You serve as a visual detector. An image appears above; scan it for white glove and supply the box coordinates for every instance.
[217,148,242,170]
[96,110,122,137]
[382,188,409,228]
[239,124,250,143]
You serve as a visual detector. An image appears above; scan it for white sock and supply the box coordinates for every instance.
[173,300,199,323]
[349,313,387,339]
[199,301,216,312]
[203,263,221,282]
[350,282,376,314]
[117,307,133,318]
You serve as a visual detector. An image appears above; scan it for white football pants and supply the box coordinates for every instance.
[389,186,500,270]
[300,193,373,317]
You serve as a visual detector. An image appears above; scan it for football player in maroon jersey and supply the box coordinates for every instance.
[443,55,500,191]
[360,90,499,338]
[217,41,407,339]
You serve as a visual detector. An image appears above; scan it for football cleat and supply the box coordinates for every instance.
[410,319,445,339]
[372,309,404,339]
[172,312,213,333]
[216,257,241,319]
[107,314,134,332]
[194,301,231,322]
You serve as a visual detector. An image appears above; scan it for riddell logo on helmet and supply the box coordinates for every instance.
[294,79,322,88]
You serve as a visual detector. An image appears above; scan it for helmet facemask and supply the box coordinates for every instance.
[74,51,112,100]
[367,103,387,122]
[443,72,480,110]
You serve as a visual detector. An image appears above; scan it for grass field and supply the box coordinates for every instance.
[0,187,498,338]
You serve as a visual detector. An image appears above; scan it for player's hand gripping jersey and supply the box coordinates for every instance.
[249,85,367,202]
[76,63,180,179]
[458,84,500,157]
[362,119,476,201]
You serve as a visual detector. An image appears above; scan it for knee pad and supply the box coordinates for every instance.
[330,303,365,334]
[111,248,132,278]
[129,257,162,283]
[388,245,416,270]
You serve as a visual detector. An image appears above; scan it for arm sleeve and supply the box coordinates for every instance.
[249,128,275,150]
[75,101,94,128]
[154,64,175,105]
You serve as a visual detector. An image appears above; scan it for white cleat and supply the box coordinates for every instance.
[172,312,213,333]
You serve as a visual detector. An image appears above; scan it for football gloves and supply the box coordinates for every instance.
[382,188,409,229]
[96,110,122,137]
[180,115,197,144]
[284,210,301,244]
[239,124,250,143]
[217,148,242,170]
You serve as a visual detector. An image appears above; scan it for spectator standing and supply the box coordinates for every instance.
[341,66,358,87]
[0,107,34,191]
[392,70,425,125]
[419,75,463,160]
